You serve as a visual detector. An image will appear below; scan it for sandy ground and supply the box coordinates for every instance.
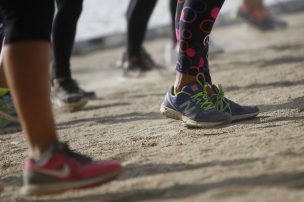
[1,12,304,202]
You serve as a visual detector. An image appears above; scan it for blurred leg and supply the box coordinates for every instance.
[169,0,178,45]
[52,0,83,80]
[126,0,157,58]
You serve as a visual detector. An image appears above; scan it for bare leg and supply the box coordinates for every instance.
[0,51,8,88]
[3,42,58,158]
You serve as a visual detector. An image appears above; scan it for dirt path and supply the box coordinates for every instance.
[1,13,304,202]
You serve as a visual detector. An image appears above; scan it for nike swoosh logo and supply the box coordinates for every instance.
[35,164,71,178]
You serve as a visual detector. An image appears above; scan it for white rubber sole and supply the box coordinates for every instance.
[160,104,230,128]
[52,98,88,112]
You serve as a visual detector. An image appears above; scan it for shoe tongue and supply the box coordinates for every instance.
[181,81,204,95]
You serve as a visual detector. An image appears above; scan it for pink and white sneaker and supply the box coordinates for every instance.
[21,142,122,196]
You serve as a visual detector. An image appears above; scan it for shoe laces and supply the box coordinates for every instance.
[212,84,231,113]
[190,74,215,111]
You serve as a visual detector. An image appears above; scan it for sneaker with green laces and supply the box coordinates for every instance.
[0,91,20,134]
[160,75,231,128]
[209,84,259,121]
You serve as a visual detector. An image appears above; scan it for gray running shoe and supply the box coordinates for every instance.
[0,92,20,134]
[160,75,231,128]
[209,84,259,121]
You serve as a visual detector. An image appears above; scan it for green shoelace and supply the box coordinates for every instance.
[213,84,231,113]
[190,74,215,111]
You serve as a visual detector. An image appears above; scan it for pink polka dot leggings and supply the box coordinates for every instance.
[176,0,225,84]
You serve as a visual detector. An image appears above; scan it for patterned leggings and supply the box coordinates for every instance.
[176,0,225,84]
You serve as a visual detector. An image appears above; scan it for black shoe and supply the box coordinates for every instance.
[118,48,164,77]
[141,48,164,70]
[51,79,88,111]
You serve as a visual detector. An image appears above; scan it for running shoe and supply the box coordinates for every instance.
[21,142,122,196]
[141,48,164,70]
[160,75,231,128]
[70,79,96,100]
[119,48,163,77]
[51,79,88,112]
[237,8,287,31]
[122,56,147,78]
[208,84,259,121]
[0,91,20,134]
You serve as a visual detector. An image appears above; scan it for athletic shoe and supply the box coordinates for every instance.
[68,79,96,100]
[141,48,164,70]
[160,75,231,128]
[0,92,20,134]
[122,56,146,78]
[237,8,287,31]
[51,79,88,112]
[21,142,122,196]
[120,49,163,77]
[209,84,259,121]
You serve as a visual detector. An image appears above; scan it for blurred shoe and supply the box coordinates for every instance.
[51,79,88,112]
[122,56,146,78]
[120,49,163,78]
[141,48,164,70]
[160,75,231,128]
[21,142,122,196]
[0,91,20,134]
[208,84,259,121]
[237,7,287,31]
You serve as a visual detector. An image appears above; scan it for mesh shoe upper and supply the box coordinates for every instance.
[162,80,230,123]
[210,84,259,120]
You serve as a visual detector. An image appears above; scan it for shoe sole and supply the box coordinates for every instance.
[231,111,259,122]
[160,104,230,128]
[20,169,122,196]
[52,98,88,112]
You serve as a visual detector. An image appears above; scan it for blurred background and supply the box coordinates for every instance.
[76,0,293,41]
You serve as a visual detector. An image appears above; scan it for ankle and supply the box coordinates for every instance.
[30,140,58,160]
[174,73,197,94]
